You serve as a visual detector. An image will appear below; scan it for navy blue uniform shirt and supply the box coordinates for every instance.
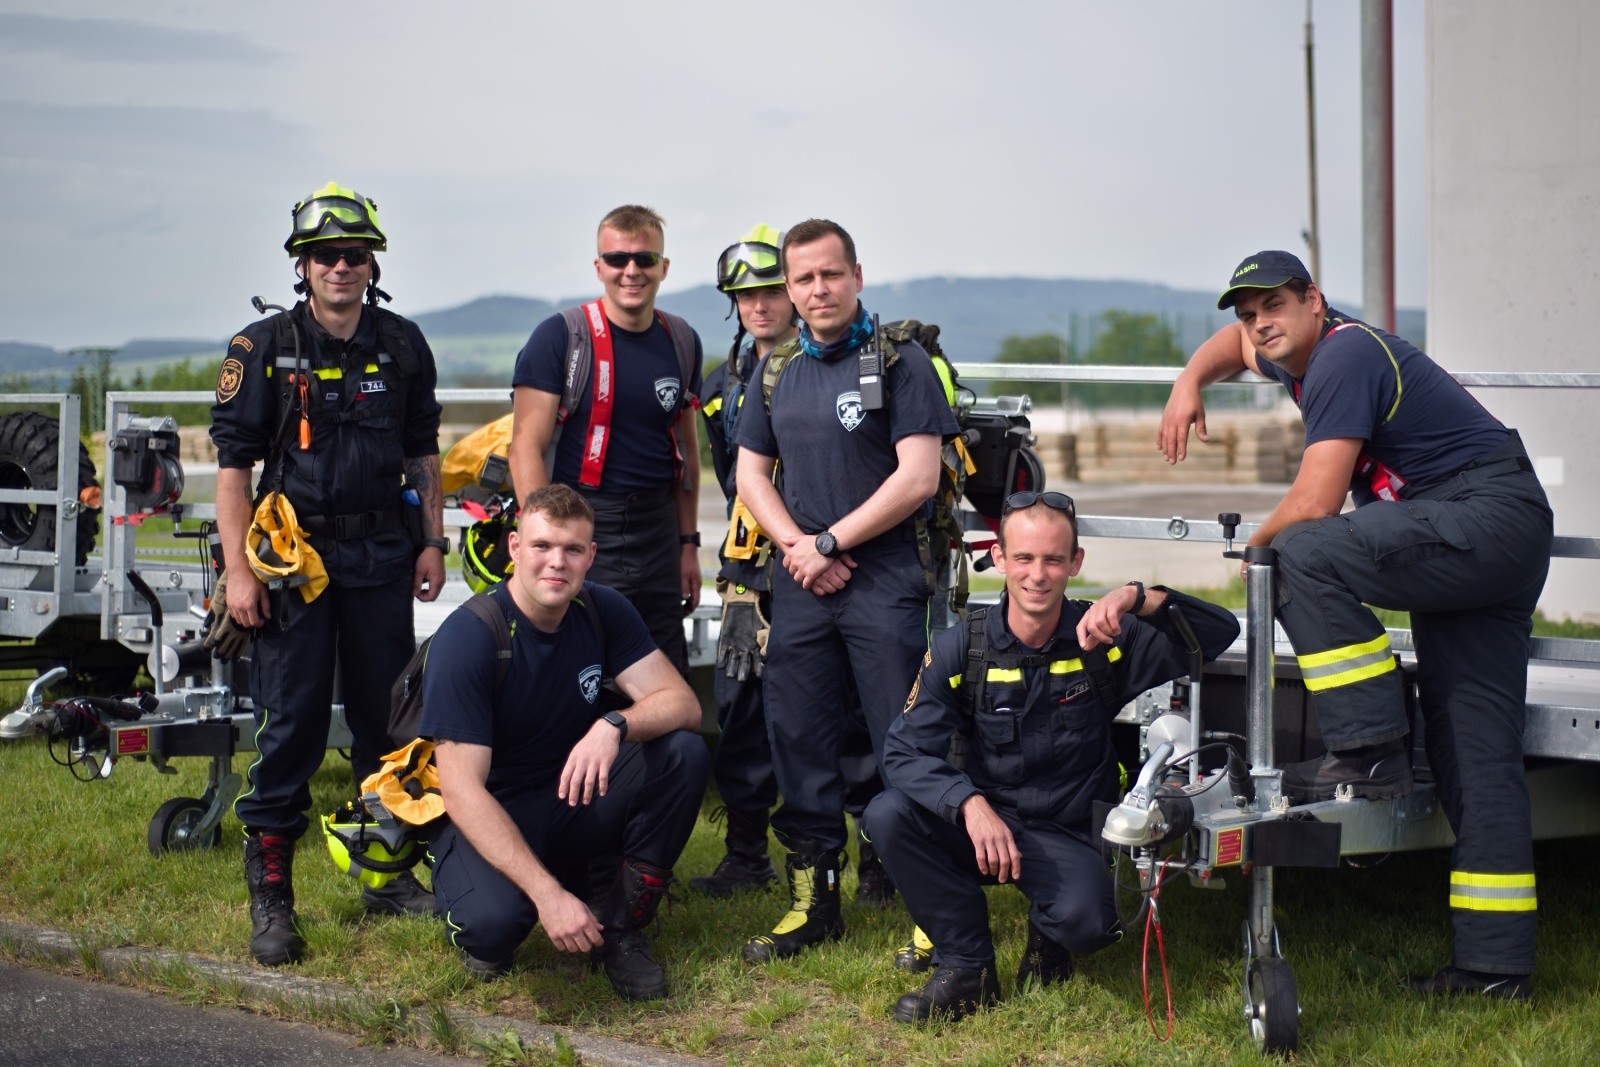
[735,339,957,534]
[419,583,655,802]
[210,302,441,586]
[513,311,703,493]
[698,337,758,506]
[1256,308,1507,494]
[884,589,1239,828]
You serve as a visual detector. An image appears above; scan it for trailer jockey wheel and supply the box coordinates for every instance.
[1245,957,1299,1055]
[148,796,221,856]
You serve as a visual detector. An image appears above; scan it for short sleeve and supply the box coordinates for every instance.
[886,348,959,444]
[589,584,657,676]
[733,356,779,458]
[418,606,501,745]
[1299,331,1399,446]
[511,315,570,395]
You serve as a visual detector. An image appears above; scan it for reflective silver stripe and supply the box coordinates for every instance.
[1298,646,1394,682]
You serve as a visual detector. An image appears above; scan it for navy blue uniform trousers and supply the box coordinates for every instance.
[236,573,415,838]
[865,788,1121,969]
[580,485,688,675]
[429,731,708,966]
[763,537,930,852]
[1273,436,1551,973]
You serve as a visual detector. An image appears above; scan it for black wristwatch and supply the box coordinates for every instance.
[814,531,841,558]
[422,537,450,552]
[1125,581,1146,615]
[602,710,628,740]
[679,532,701,547]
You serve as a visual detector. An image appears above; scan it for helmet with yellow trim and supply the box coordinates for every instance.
[286,182,388,255]
[460,514,517,594]
[321,799,422,890]
[715,224,785,293]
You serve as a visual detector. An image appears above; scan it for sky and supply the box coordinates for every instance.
[0,0,1426,349]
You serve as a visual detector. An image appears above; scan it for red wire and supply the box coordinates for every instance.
[1141,859,1175,1042]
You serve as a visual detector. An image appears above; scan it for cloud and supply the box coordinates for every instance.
[0,13,279,65]
[0,99,305,165]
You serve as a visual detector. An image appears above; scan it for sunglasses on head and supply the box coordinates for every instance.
[306,246,374,268]
[1003,491,1076,519]
[599,250,664,269]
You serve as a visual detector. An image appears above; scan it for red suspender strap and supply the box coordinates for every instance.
[578,301,615,489]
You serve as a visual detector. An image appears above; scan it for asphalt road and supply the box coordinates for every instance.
[0,962,460,1067]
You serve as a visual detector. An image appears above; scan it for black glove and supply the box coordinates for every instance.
[716,579,767,682]
[202,569,253,662]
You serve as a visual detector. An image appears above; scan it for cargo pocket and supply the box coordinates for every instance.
[973,710,1025,785]
[1364,501,1473,570]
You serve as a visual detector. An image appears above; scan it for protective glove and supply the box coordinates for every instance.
[202,569,253,662]
[715,577,768,682]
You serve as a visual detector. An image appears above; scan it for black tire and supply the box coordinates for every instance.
[147,796,220,856]
[0,411,99,567]
[1246,957,1299,1055]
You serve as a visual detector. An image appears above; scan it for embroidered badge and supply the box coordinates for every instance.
[229,334,254,353]
[579,664,603,705]
[215,357,245,403]
[654,377,680,412]
[836,391,864,431]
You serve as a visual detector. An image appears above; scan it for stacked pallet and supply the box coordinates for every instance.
[1070,414,1305,485]
[1032,431,1079,481]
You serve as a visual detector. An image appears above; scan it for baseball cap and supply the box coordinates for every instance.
[1216,251,1314,310]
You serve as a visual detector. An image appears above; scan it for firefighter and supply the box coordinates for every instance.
[868,492,1239,1021]
[1158,250,1552,1000]
[734,219,958,961]
[210,182,446,966]
[692,225,892,903]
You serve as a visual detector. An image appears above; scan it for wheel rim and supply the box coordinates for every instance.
[167,806,210,849]
[0,460,38,546]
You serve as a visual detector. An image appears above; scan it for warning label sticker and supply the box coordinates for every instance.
[1215,826,1245,867]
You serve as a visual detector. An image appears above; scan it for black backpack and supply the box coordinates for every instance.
[388,586,606,747]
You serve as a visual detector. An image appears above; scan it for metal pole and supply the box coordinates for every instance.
[1304,0,1322,283]
[1360,0,1395,332]
[1244,546,1278,955]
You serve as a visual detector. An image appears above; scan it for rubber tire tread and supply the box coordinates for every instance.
[0,411,100,566]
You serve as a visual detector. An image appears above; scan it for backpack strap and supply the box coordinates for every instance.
[545,305,597,475]
[656,309,699,492]
[958,606,991,720]
[1078,643,1123,717]
[759,337,804,411]
[461,591,514,693]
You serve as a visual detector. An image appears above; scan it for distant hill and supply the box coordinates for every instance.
[0,277,1427,385]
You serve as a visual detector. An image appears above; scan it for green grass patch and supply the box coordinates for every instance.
[2,700,1598,1065]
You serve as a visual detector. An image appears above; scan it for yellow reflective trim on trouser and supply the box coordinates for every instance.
[1449,871,1537,912]
[1297,633,1397,692]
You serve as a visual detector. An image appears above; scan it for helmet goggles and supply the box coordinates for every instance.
[287,192,386,254]
[716,240,784,292]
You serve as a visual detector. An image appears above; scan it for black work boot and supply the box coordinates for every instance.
[689,807,777,897]
[743,840,845,963]
[1280,739,1413,802]
[1408,966,1531,1002]
[590,860,674,1001]
[894,925,935,972]
[1015,919,1074,989]
[361,869,436,917]
[244,833,304,966]
[854,825,896,908]
[892,963,1001,1024]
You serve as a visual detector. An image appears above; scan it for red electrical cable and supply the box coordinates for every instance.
[1141,858,1175,1042]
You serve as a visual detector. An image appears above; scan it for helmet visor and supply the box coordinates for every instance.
[290,194,381,248]
[716,241,783,290]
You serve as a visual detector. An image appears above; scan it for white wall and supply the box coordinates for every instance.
[1427,1,1600,621]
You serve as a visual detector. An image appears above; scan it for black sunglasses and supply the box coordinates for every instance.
[306,246,374,268]
[599,250,664,269]
[1003,491,1076,519]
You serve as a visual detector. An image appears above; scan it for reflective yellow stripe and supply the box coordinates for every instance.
[1298,634,1397,692]
[313,367,342,380]
[1350,323,1404,423]
[1049,647,1123,675]
[1449,870,1537,912]
[703,396,722,417]
[364,362,379,373]
[950,645,1124,688]
[947,674,962,689]
[987,667,1022,683]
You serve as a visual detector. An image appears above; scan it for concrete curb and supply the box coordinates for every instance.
[0,919,717,1067]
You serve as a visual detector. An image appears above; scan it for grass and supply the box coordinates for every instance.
[2,680,1599,1066]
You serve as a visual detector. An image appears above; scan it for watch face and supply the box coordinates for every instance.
[816,532,837,557]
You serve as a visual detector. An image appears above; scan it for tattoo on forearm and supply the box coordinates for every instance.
[404,454,444,539]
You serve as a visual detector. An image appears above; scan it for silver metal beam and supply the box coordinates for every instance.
[1361,0,1395,332]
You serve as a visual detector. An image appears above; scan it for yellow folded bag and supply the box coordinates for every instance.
[246,491,328,604]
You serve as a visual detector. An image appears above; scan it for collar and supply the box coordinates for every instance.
[986,590,1085,655]
[301,302,377,363]
[798,303,873,361]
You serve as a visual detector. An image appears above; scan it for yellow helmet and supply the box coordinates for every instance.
[286,182,388,255]
[321,799,422,890]
[715,223,786,293]
[460,515,517,594]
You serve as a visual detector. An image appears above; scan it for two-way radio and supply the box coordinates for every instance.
[858,313,885,411]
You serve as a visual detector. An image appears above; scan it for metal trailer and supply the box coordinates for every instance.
[962,362,1600,1055]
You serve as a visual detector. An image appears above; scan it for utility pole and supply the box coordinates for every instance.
[1360,0,1396,332]
[1303,0,1322,284]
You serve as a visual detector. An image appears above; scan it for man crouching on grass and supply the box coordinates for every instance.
[421,484,708,1000]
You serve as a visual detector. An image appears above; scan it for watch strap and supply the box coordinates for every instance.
[1125,580,1146,615]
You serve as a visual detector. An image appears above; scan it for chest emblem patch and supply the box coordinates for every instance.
[360,379,387,394]
[215,357,245,404]
[836,391,864,431]
[579,664,603,705]
[654,377,680,412]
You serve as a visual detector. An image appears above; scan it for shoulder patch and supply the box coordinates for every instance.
[216,357,245,403]
[229,334,254,353]
[902,672,922,714]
